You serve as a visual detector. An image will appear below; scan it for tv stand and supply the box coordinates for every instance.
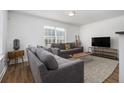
[91,47,118,60]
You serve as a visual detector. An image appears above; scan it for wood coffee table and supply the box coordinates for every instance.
[72,52,93,62]
[72,52,92,58]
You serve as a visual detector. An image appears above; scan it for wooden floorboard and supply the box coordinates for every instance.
[103,65,119,83]
[1,62,34,83]
[1,62,119,83]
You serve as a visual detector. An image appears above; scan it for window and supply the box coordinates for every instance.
[44,26,66,46]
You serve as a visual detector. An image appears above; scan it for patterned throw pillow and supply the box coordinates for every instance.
[65,44,70,50]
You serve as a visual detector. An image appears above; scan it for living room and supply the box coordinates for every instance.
[1,10,124,83]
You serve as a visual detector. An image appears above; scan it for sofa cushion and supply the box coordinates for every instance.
[36,48,58,70]
[29,47,37,54]
[51,43,65,50]
[54,55,61,60]
[56,57,71,66]
[69,43,76,48]
[60,47,83,54]
[51,43,60,48]
[59,43,65,50]
[60,49,70,54]
[37,45,52,53]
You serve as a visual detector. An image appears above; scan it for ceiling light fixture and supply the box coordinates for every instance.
[68,11,76,16]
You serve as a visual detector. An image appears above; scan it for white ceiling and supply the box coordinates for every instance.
[11,10,124,26]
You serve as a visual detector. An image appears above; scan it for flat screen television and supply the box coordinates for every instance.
[92,37,110,47]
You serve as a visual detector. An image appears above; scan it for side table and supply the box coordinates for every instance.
[8,50,24,65]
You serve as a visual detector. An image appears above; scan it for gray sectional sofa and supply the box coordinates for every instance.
[51,43,83,58]
[27,46,84,83]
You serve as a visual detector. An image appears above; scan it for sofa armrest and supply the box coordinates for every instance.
[51,48,60,55]
[27,49,48,82]
[43,59,84,83]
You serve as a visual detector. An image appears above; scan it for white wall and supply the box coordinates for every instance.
[7,12,80,53]
[2,11,8,55]
[80,15,124,51]
[0,11,3,54]
[0,11,8,55]
[118,34,124,82]
[0,10,8,81]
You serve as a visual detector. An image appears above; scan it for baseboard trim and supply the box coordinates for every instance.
[0,65,7,82]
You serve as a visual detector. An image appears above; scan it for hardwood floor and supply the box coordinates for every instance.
[1,62,119,83]
[103,65,119,83]
[1,62,34,83]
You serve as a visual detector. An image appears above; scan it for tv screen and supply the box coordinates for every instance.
[92,37,110,47]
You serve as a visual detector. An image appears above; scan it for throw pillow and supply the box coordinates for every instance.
[59,43,65,50]
[70,43,76,48]
[37,45,52,53]
[36,48,58,70]
[65,44,70,50]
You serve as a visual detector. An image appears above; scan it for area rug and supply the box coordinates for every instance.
[69,55,118,83]
[84,56,118,83]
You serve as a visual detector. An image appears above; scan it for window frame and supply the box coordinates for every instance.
[44,26,66,46]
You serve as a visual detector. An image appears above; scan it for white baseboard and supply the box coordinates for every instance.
[0,65,7,82]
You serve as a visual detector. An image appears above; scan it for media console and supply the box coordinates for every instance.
[91,47,118,60]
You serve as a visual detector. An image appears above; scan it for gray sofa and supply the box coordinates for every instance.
[51,43,83,58]
[27,47,84,83]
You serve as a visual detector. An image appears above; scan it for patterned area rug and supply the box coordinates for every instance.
[84,56,118,83]
[69,55,118,83]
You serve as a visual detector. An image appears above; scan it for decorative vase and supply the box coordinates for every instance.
[75,35,78,47]
[77,35,81,47]
[13,39,20,50]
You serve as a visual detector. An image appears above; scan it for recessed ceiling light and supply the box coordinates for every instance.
[68,11,76,16]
